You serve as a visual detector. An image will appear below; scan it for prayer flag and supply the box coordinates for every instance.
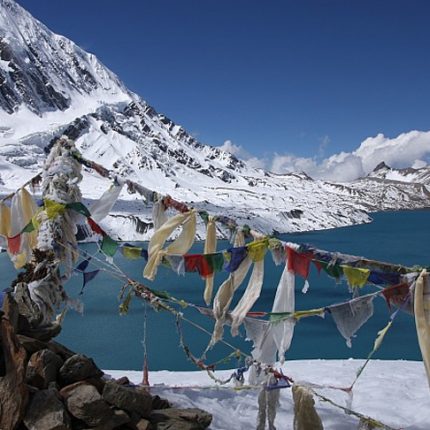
[101,235,119,257]
[184,254,213,278]
[44,199,66,219]
[286,247,313,279]
[341,266,370,288]
[382,283,410,310]
[247,240,267,262]
[80,270,100,295]
[7,233,21,255]
[67,202,92,218]
[87,217,106,236]
[122,245,143,260]
[224,246,247,272]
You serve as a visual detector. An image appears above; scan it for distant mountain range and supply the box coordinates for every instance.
[0,0,429,240]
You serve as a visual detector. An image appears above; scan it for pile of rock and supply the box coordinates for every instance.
[0,294,212,430]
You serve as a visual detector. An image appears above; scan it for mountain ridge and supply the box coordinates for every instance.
[0,0,429,240]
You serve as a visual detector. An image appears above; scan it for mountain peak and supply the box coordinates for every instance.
[373,161,390,172]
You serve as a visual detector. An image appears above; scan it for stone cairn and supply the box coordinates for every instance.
[0,137,212,430]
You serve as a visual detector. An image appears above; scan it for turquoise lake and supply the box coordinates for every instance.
[1,210,429,371]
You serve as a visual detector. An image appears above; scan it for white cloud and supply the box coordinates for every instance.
[217,130,430,182]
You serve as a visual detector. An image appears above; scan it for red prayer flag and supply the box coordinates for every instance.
[7,234,21,255]
[88,217,106,236]
[286,246,314,279]
[184,254,213,278]
[382,283,410,310]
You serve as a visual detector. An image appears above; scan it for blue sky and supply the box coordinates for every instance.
[16,0,430,179]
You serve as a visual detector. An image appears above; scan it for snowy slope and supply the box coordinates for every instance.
[107,359,430,430]
[0,0,429,240]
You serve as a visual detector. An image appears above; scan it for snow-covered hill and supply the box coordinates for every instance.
[0,0,429,239]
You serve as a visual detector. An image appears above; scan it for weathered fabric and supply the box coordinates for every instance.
[0,202,11,237]
[342,266,370,289]
[292,385,324,430]
[121,245,143,260]
[328,294,376,347]
[256,375,280,430]
[414,270,430,388]
[211,255,253,346]
[152,197,168,231]
[224,246,248,272]
[287,247,313,279]
[245,262,296,368]
[164,255,185,276]
[230,258,265,336]
[270,263,296,363]
[9,189,38,268]
[184,254,212,277]
[247,240,268,262]
[382,282,410,310]
[368,270,401,286]
[143,210,196,280]
[90,181,124,223]
[203,215,217,305]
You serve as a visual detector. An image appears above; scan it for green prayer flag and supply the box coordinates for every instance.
[21,219,35,233]
[199,211,209,225]
[319,261,343,279]
[66,202,92,218]
[101,235,119,257]
[205,253,225,272]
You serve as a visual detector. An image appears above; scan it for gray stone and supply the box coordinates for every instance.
[151,395,170,410]
[26,348,63,389]
[149,408,212,430]
[134,417,153,430]
[103,381,153,417]
[65,383,113,426]
[24,388,71,430]
[91,409,131,430]
[59,354,103,385]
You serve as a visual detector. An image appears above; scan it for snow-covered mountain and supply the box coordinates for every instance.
[0,0,429,240]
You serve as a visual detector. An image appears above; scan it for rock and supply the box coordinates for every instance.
[0,296,29,430]
[149,408,212,430]
[128,412,154,430]
[151,395,170,410]
[17,334,47,355]
[26,348,63,389]
[64,383,113,427]
[116,376,130,385]
[17,335,75,360]
[23,388,71,430]
[59,378,106,400]
[13,282,43,329]
[59,354,103,385]
[91,409,131,430]
[103,381,153,418]
[134,417,153,430]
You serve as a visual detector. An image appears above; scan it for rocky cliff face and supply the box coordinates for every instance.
[0,0,429,240]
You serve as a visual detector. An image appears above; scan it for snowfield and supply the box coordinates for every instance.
[106,359,430,430]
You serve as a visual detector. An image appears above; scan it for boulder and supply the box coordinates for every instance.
[103,381,153,417]
[59,354,103,386]
[26,348,63,389]
[64,383,113,427]
[0,296,28,430]
[149,408,212,430]
[23,388,71,430]
[151,395,170,410]
[91,409,131,430]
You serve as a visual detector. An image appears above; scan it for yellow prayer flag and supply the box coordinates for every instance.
[341,265,370,288]
[44,199,66,219]
[0,202,11,237]
[247,239,268,262]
